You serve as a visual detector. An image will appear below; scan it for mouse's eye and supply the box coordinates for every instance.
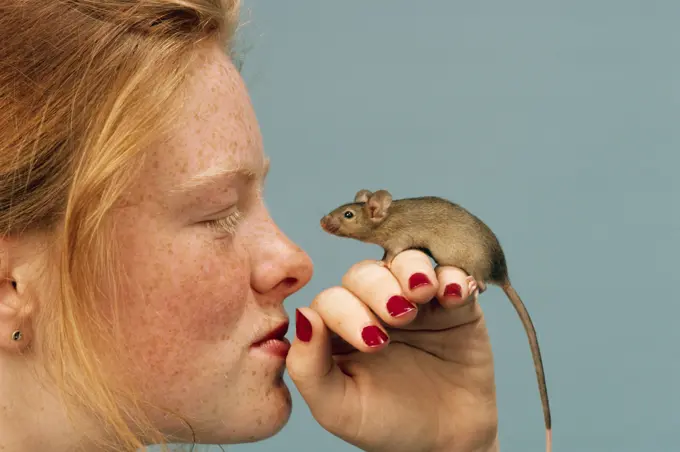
[343,210,354,219]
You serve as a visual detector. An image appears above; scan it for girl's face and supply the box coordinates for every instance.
[110,42,313,444]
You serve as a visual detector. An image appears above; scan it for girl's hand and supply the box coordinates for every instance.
[286,250,498,452]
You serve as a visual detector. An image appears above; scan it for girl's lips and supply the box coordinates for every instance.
[252,321,290,358]
[253,321,289,345]
[253,337,291,359]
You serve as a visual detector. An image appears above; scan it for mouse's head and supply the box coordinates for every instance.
[320,189,393,241]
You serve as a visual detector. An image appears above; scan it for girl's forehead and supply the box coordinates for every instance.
[150,44,264,189]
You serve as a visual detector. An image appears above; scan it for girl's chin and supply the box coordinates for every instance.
[218,384,293,443]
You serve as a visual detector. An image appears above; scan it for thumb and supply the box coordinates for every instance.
[286,307,348,420]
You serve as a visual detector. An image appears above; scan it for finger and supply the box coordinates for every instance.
[388,292,484,331]
[387,249,439,304]
[286,307,350,417]
[434,266,479,308]
[388,301,494,365]
[341,260,418,327]
[311,285,391,352]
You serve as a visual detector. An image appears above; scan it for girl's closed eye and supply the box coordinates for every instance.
[205,209,243,235]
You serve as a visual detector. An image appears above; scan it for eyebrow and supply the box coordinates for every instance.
[171,157,270,195]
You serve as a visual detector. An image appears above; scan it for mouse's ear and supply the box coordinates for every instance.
[354,189,372,203]
[365,190,392,222]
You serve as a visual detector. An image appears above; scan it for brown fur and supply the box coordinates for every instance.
[320,189,552,452]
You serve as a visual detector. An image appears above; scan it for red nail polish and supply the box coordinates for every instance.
[361,325,388,347]
[386,295,416,317]
[295,309,312,342]
[408,273,431,289]
[444,283,462,297]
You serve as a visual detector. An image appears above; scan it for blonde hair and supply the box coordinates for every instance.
[0,1,241,450]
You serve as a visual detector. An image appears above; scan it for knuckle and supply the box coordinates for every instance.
[342,260,387,285]
[286,363,312,384]
[391,250,431,272]
[395,248,428,263]
[439,266,468,280]
[311,286,348,310]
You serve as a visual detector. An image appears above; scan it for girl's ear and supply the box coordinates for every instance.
[0,245,33,353]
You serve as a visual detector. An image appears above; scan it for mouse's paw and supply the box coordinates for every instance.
[465,275,479,296]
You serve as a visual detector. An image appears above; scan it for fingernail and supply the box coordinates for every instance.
[386,295,416,317]
[361,325,389,347]
[444,283,462,297]
[295,309,312,342]
[408,273,431,289]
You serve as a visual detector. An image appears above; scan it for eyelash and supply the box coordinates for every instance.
[205,209,243,235]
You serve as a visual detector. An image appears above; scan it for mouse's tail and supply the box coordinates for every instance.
[501,282,552,451]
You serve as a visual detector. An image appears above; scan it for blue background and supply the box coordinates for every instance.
[169,1,680,451]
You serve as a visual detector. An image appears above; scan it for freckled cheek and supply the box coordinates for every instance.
[169,254,251,339]
[118,241,252,344]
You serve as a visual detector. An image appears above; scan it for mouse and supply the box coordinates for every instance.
[320,188,552,452]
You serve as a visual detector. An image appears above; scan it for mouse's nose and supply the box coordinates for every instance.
[320,215,330,231]
[320,215,339,233]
